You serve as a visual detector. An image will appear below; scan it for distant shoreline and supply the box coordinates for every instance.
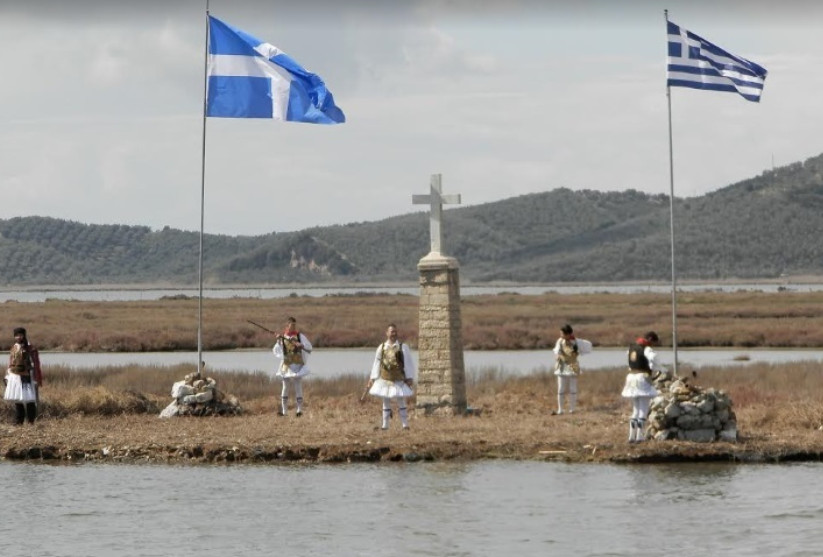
[4,275,823,291]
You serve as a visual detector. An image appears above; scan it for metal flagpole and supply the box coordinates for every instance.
[664,9,679,375]
[196,0,212,378]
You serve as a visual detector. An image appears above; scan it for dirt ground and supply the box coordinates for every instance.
[3,395,822,465]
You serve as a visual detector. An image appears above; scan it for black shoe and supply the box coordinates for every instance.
[296,411,303,417]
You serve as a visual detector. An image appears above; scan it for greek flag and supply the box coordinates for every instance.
[207,16,345,124]
[666,20,767,103]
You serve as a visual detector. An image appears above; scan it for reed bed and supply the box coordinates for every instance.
[9,361,822,433]
[4,290,823,352]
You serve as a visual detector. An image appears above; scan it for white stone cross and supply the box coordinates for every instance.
[412,174,462,255]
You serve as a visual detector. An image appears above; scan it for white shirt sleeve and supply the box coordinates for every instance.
[552,338,563,356]
[644,346,666,373]
[402,343,416,380]
[369,344,383,380]
[300,333,312,354]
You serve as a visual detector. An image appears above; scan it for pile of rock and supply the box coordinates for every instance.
[159,372,241,418]
[647,372,737,443]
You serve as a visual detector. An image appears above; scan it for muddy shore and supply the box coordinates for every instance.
[3,398,822,465]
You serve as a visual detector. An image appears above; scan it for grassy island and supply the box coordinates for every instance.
[2,290,823,464]
[2,360,822,465]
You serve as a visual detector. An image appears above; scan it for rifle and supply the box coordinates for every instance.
[249,320,314,354]
[247,320,277,335]
[359,382,371,403]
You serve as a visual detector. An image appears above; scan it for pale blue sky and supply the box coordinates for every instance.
[1,0,821,235]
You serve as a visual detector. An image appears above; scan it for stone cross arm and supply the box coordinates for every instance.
[412,174,461,255]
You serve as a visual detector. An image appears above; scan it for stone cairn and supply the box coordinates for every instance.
[646,372,738,443]
[159,372,241,418]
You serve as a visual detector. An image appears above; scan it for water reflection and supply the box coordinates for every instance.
[38,347,823,377]
[627,462,739,504]
[1,461,823,556]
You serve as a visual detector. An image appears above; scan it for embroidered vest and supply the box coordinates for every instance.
[9,343,32,375]
[557,339,580,373]
[281,334,305,366]
[379,342,406,382]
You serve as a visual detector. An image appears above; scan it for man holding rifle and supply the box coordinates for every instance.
[272,316,312,417]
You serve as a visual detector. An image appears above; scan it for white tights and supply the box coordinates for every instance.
[629,396,652,441]
[280,378,304,414]
[556,376,578,414]
[381,397,409,429]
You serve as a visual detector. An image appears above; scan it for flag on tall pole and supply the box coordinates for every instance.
[663,12,767,375]
[194,11,345,377]
[666,20,768,102]
[207,15,345,123]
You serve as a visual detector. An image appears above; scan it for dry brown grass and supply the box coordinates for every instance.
[2,360,822,464]
[19,360,823,421]
[5,290,823,352]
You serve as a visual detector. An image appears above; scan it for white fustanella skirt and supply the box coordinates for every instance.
[369,378,413,399]
[277,363,311,379]
[621,372,659,398]
[4,373,37,402]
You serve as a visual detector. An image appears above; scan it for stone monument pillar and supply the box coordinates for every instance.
[412,174,467,415]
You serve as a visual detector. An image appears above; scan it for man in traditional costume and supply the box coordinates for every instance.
[366,324,415,430]
[552,324,593,414]
[4,327,42,425]
[622,331,665,443]
[272,317,312,417]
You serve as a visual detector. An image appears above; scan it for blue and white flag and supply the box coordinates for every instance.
[666,20,767,103]
[207,16,345,124]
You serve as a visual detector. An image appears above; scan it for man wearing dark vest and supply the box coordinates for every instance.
[621,331,666,442]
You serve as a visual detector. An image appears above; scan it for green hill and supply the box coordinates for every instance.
[2,153,823,286]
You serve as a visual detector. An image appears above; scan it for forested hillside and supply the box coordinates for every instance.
[2,153,823,286]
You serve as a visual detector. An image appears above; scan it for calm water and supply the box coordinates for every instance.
[1,281,820,302]
[0,460,820,557]
[39,347,823,377]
